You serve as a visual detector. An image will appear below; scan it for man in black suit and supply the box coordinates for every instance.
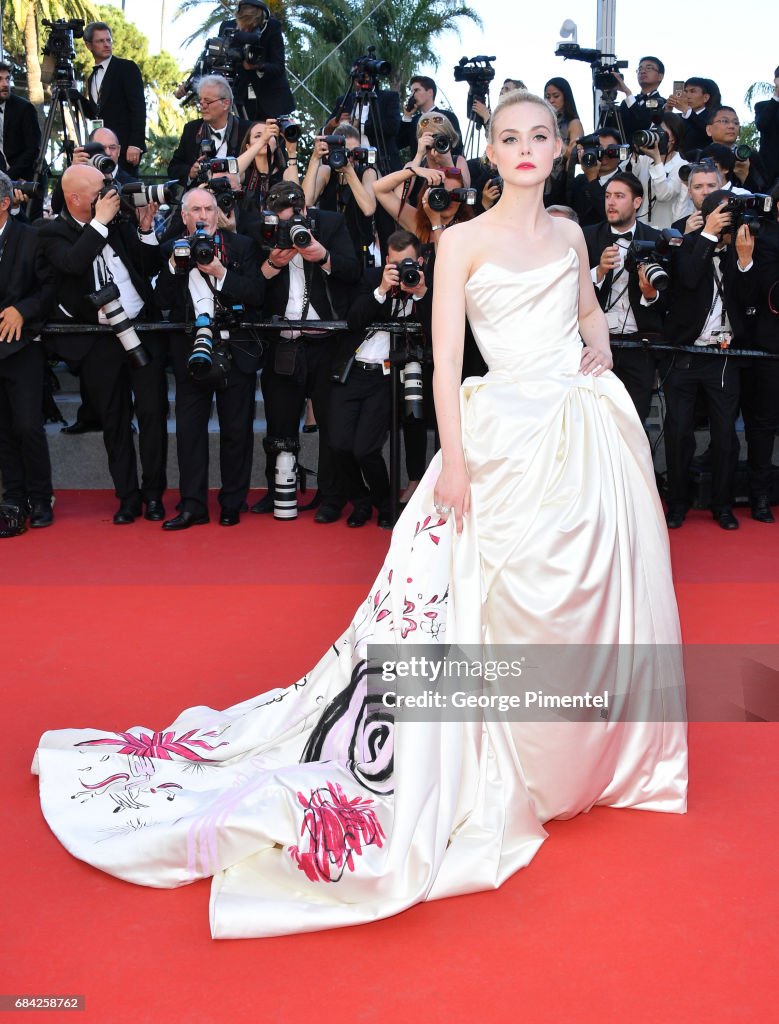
[83,22,146,174]
[326,75,402,173]
[671,160,723,235]
[155,188,264,530]
[570,130,626,227]
[0,63,42,183]
[252,181,362,522]
[0,172,57,527]
[38,164,164,525]
[584,172,665,424]
[168,76,252,188]
[612,56,666,140]
[397,75,461,158]
[331,229,432,529]
[662,191,758,531]
[218,0,295,121]
[754,68,779,189]
[705,106,770,193]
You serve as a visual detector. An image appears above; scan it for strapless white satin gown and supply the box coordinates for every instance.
[33,249,687,938]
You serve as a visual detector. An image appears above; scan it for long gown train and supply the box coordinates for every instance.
[32,249,687,938]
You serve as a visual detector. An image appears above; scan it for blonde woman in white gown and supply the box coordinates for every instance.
[33,91,687,939]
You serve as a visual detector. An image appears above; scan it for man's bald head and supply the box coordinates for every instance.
[61,164,106,219]
[90,126,121,153]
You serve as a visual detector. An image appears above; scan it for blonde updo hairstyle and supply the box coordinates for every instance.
[487,89,561,144]
[415,111,461,149]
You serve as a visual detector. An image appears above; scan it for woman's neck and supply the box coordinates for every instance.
[491,183,548,232]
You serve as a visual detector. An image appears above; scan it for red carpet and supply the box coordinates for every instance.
[3,492,777,1023]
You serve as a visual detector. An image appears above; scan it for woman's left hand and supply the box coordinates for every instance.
[580,340,613,376]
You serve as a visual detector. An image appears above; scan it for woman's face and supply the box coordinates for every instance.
[544,86,564,112]
[487,100,560,187]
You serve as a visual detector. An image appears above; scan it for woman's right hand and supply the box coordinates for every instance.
[416,132,435,158]
[415,166,446,186]
[313,137,330,160]
[433,463,471,534]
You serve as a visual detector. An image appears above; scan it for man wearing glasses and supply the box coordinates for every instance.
[612,57,666,140]
[168,76,252,188]
[706,106,770,193]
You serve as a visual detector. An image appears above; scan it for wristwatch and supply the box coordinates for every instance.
[266,256,282,270]
[317,250,330,265]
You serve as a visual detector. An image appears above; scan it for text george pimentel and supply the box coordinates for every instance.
[381,690,610,709]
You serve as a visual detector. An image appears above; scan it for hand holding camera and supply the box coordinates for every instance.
[735,222,755,269]
[596,243,621,281]
[136,201,158,235]
[704,200,731,238]
[94,188,122,226]
[611,70,630,96]
[636,264,658,301]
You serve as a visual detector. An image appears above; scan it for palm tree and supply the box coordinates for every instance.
[744,79,774,109]
[2,0,98,104]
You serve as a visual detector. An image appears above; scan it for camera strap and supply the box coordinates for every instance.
[711,262,728,329]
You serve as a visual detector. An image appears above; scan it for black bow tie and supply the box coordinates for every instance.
[611,231,633,242]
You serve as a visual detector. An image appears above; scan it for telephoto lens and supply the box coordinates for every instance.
[274,451,298,520]
[87,282,150,369]
[288,221,312,248]
[187,314,215,379]
[277,116,301,142]
[403,360,424,419]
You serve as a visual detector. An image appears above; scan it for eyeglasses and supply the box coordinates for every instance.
[199,97,227,108]
[636,64,660,73]
[711,118,740,127]
[419,115,445,128]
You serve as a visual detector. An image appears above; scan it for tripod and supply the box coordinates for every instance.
[28,74,90,217]
[331,85,393,176]
[594,84,626,140]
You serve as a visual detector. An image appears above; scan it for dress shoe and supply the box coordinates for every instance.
[714,509,739,531]
[314,505,341,524]
[219,509,240,526]
[162,510,210,531]
[61,421,100,435]
[377,506,394,531]
[665,508,686,530]
[250,492,275,514]
[29,499,54,528]
[347,505,372,528]
[751,496,775,524]
[113,501,142,525]
[144,500,166,522]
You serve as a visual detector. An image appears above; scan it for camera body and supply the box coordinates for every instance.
[623,228,683,292]
[429,134,451,155]
[394,257,422,289]
[722,192,774,236]
[172,223,219,273]
[11,180,40,199]
[276,116,301,142]
[260,211,314,250]
[427,186,477,212]
[320,135,348,170]
[633,127,669,155]
[207,175,237,213]
[555,42,628,93]
[350,47,391,89]
[453,55,496,99]
[578,134,629,168]
[63,139,117,175]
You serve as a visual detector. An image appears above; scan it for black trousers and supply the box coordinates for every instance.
[739,357,779,496]
[661,351,740,511]
[261,336,347,508]
[78,334,140,503]
[611,341,658,425]
[130,333,169,503]
[170,336,257,515]
[329,362,391,509]
[0,343,53,504]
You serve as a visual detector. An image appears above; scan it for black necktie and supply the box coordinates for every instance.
[90,65,103,104]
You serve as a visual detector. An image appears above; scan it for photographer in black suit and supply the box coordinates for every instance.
[584,172,665,423]
[397,75,461,159]
[0,172,57,527]
[612,56,666,140]
[218,0,295,120]
[331,229,431,529]
[252,182,361,522]
[570,130,626,227]
[662,191,758,530]
[83,22,146,173]
[326,74,402,173]
[168,76,252,188]
[0,63,41,183]
[754,68,779,189]
[155,188,264,530]
[38,164,163,525]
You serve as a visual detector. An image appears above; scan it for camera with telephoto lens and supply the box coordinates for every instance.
[428,134,452,154]
[454,55,496,128]
[577,133,629,168]
[555,42,628,93]
[320,135,348,170]
[394,257,422,289]
[350,47,391,88]
[63,139,115,174]
[276,116,301,142]
[11,180,40,199]
[194,156,239,187]
[87,281,150,369]
[633,127,669,155]
[623,228,684,292]
[207,175,237,213]
[260,211,313,249]
[118,179,185,209]
[402,361,423,419]
[186,314,228,388]
[40,18,83,85]
[722,191,774,237]
[734,144,754,162]
[172,222,219,273]
[427,186,477,212]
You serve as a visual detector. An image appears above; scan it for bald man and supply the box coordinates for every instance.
[38,164,165,524]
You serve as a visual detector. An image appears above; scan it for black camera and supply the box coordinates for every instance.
[87,281,150,369]
[623,228,683,292]
[63,139,117,175]
[350,47,391,87]
[734,144,754,162]
[260,212,313,249]
[427,186,477,212]
[578,134,629,168]
[172,222,219,272]
[633,128,669,155]
[320,135,348,170]
[208,175,237,213]
[722,192,774,236]
[276,116,301,142]
[11,180,40,199]
[487,175,504,197]
[351,146,377,166]
[454,55,496,128]
[194,156,239,187]
[428,134,452,154]
[555,42,628,93]
[394,258,422,288]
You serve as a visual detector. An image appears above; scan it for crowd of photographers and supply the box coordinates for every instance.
[1,8,779,536]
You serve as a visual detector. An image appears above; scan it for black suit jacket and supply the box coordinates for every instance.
[753,218,779,352]
[680,108,712,160]
[261,208,362,329]
[328,91,402,171]
[396,104,462,156]
[664,230,758,347]
[50,165,138,216]
[0,93,42,180]
[167,116,253,186]
[37,211,161,360]
[754,98,779,187]
[84,56,146,159]
[154,230,265,373]
[219,18,295,118]
[341,267,432,363]
[584,221,666,335]
[619,91,666,140]
[0,219,57,359]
